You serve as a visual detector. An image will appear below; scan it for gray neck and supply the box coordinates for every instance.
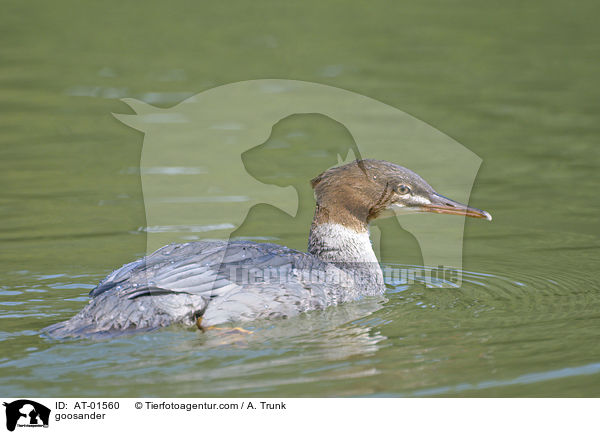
[308,222,385,294]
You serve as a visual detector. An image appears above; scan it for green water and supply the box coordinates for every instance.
[1,0,600,397]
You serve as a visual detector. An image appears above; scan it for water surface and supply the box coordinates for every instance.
[1,0,599,397]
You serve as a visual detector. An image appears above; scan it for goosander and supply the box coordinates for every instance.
[43,159,491,338]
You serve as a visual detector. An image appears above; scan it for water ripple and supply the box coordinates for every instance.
[409,361,600,396]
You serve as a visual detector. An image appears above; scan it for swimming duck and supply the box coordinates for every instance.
[43,159,491,338]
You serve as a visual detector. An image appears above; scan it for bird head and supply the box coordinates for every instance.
[311,159,491,230]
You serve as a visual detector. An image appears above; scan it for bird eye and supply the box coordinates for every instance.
[397,185,411,195]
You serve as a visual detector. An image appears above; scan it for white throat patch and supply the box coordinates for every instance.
[309,223,378,264]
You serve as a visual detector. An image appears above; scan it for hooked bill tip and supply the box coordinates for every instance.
[482,210,493,221]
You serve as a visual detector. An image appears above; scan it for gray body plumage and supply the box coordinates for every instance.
[43,239,383,338]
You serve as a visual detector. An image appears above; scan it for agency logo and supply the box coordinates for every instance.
[3,400,50,432]
[115,79,485,288]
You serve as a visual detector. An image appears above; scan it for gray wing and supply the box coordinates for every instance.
[89,241,241,299]
[42,241,344,338]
